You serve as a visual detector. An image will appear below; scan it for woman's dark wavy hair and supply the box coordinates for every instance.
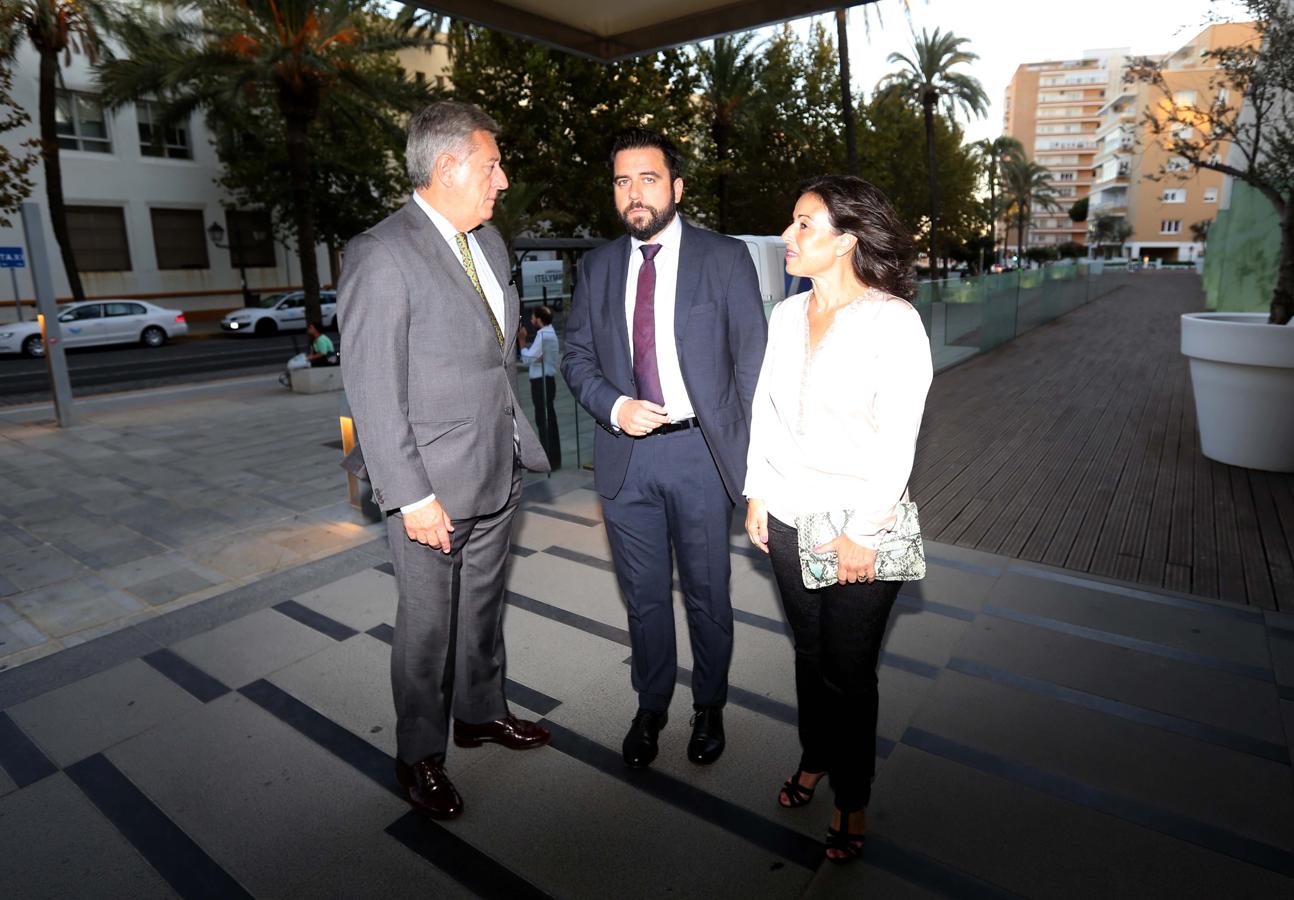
[797,175,916,301]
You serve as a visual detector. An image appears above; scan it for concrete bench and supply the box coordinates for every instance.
[289,365,343,394]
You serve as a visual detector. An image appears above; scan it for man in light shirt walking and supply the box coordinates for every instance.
[519,304,562,469]
[562,128,767,769]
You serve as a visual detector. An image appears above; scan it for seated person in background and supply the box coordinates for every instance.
[306,321,337,367]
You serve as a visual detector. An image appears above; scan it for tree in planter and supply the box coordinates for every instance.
[0,61,38,228]
[1126,0,1293,324]
[0,0,110,302]
[97,1,438,328]
[877,28,988,276]
[1088,212,1133,258]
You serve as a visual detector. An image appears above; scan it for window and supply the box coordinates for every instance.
[62,304,103,321]
[1172,90,1198,106]
[55,91,111,153]
[1162,189,1186,203]
[66,206,131,271]
[137,101,192,159]
[1056,171,1077,181]
[150,208,209,269]
[1204,187,1218,203]
[1161,220,1182,234]
[105,302,147,316]
[1166,156,1191,172]
[225,210,276,268]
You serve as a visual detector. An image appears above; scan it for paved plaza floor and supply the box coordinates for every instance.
[1,274,1293,898]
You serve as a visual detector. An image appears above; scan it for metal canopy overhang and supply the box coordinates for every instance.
[412,1,879,62]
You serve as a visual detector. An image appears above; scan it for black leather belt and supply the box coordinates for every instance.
[646,416,700,437]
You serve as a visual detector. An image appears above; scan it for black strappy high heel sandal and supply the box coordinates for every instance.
[777,769,823,808]
[825,810,866,864]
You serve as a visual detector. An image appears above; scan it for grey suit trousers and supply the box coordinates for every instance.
[386,467,520,764]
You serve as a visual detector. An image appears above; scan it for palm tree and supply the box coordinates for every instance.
[972,135,1024,265]
[1002,156,1061,261]
[0,0,109,301]
[877,27,988,276]
[97,1,436,327]
[697,33,760,234]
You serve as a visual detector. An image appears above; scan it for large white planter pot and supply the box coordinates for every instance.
[1181,312,1294,472]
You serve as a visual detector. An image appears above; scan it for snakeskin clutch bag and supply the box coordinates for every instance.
[795,501,927,589]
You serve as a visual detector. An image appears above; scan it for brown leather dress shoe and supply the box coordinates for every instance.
[395,757,463,819]
[453,714,551,750]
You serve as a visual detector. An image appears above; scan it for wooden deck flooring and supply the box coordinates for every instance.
[913,271,1294,611]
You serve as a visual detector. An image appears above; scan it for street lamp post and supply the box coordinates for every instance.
[207,220,255,307]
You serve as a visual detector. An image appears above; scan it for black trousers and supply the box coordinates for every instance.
[767,514,900,812]
[529,376,562,469]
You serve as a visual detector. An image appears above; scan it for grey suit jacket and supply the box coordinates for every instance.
[338,200,549,516]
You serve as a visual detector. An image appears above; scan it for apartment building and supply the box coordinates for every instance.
[1002,48,1128,250]
[1088,22,1256,263]
[1002,23,1257,262]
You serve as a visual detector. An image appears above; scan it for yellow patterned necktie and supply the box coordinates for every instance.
[454,232,504,348]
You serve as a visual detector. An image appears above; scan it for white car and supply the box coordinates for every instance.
[220,290,337,336]
[0,300,188,358]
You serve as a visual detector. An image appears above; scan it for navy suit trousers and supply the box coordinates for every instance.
[601,427,735,712]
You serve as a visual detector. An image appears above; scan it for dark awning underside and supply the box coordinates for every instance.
[411,1,879,61]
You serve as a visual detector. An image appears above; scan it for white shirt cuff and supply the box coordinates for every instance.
[400,493,436,514]
[609,395,631,432]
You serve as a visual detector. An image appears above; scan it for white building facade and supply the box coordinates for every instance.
[0,43,329,319]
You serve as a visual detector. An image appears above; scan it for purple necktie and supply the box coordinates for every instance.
[633,243,665,406]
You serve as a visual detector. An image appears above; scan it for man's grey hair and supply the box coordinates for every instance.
[406,101,500,189]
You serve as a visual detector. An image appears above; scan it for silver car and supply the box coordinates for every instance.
[0,300,188,358]
[220,290,337,336]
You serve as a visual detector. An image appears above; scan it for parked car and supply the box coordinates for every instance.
[0,300,187,358]
[220,290,337,336]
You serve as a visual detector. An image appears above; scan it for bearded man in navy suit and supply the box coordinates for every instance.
[562,128,767,769]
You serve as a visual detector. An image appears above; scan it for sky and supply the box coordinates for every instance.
[828,0,1252,144]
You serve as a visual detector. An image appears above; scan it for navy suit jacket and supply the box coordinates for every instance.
[561,218,768,502]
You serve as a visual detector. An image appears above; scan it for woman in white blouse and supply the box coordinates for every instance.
[744,175,932,864]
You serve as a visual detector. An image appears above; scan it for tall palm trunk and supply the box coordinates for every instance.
[37,48,85,302]
[836,9,856,174]
[282,110,321,326]
[714,117,730,234]
[987,163,998,265]
[1016,205,1027,261]
[922,95,940,276]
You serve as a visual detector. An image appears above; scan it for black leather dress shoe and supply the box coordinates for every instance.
[687,706,725,764]
[395,757,463,819]
[453,714,551,750]
[622,709,667,768]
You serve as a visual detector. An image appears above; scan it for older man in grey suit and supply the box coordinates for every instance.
[339,102,551,820]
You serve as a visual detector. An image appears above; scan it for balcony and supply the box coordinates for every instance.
[1090,202,1128,217]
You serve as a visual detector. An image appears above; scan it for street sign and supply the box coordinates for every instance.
[0,247,25,268]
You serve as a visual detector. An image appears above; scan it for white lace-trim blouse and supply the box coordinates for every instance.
[743,287,933,548]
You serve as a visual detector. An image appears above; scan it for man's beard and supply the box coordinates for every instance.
[619,197,677,241]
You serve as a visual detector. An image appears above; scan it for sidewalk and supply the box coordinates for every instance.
[1,459,1291,898]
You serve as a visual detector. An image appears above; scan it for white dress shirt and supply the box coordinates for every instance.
[401,192,509,515]
[743,288,933,549]
[609,214,696,426]
[521,323,559,378]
